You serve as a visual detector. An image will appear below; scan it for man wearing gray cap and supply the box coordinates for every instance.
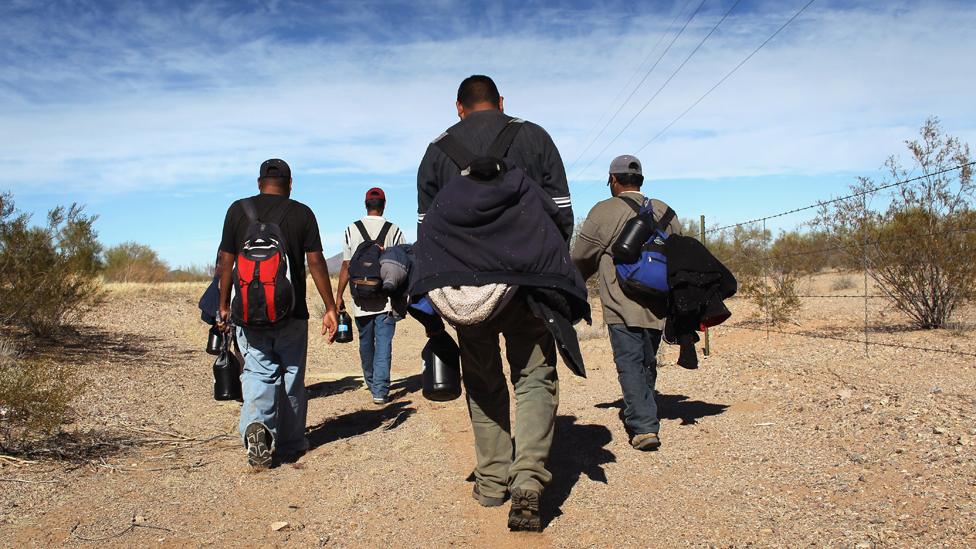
[571,155,681,451]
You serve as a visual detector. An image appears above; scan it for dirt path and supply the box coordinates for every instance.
[1,281,975,548]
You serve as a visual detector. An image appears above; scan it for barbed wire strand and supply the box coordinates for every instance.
[706,161,976,234]
[718,323,976,358]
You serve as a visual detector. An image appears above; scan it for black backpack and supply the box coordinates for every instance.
[434,118,524,185]
[230,198,295,328]
[348,220,392,300]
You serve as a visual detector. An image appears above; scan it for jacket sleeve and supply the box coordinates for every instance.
[534,126,574,241]
[416,142,442,233]
[570,208,608,282]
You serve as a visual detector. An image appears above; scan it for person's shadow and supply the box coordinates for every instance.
[305,400,416,450]
[542,415,615,527]
[595,393,728,428]
[306,376,363,400]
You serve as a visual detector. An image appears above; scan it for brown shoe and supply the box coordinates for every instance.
[631,432,661,451]
[472,484,507,507]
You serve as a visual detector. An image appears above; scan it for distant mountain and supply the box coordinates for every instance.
[326,252,344,273]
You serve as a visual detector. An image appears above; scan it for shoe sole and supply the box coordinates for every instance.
[245,423,273,469]
[508,488,542,532]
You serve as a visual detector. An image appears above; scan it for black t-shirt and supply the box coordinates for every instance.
[219,194,323,320]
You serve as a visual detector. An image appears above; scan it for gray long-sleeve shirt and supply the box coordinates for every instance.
[416,109,573,240]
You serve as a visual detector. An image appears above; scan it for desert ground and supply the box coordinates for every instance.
[1,274,974,548]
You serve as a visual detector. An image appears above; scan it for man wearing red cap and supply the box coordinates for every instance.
[335,187,405,404]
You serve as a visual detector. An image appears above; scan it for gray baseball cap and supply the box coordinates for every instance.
[609,155,642,175]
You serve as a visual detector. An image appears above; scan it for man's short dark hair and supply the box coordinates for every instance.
[457,75,501,109]
[365,198,386,211]
[612,173,644,188]
[259,176,289,188]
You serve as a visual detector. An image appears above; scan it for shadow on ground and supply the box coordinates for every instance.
[389,374,423,401]
[25,327,164,367]
[305,400,416,450]
[542,415,616,528]
[595,393,729,426]
[306,376,364,400]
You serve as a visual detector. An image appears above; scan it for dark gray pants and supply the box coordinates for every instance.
[607,324,661,435]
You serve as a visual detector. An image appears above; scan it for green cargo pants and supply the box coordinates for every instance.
[456,298,559,497]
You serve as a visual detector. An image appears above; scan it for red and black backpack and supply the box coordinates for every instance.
[231,198,295,328]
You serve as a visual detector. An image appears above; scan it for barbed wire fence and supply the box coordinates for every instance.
[698,161,976,360]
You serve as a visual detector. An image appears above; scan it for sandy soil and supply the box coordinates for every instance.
[1,275,974,548]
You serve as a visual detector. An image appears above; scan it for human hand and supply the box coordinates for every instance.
[322,309,338,344]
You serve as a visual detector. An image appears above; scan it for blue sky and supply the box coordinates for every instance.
[2,0,974,267]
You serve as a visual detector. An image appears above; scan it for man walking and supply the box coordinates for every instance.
[571,155,681,451]
[217,158,339,468]
[416,75,573,531]
[335,187,405,405]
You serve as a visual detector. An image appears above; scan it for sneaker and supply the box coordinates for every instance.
[630,432,661,451]
[244,422,273,468]
[372,395,388,406]
[507,487,542,532]
[472,484,507,507]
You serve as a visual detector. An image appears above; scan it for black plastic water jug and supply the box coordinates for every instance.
[422,332,462,402]
[335,310,354,343]
[213,339,242,401]
[206,325,224,355]
[611,213,655,264]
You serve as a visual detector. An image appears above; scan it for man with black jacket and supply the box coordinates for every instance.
[415,75,572,532]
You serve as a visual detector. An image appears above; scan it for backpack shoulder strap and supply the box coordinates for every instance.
[617,195,642,215]
[240,198,259,223]
[487,118,524,159]
[353,220,372,243]
[433,132,476,170]
[376,222,392,244]
[655,207,677,232]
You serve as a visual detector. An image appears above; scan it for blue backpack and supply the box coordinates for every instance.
[613,197,676,300]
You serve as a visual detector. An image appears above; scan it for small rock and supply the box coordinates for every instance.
[930,386,943,394]
[862,403,873,412]
[850,453,866,464]
[760,528,773,535]
[855,542,873,549]
[933,426,947,435]
[271,521,289,532]
[134,515,146,524]
[958,435,971,446]
[837,389,853,400]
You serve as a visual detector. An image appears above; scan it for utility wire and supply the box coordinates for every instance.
[706,162,976,234]
[635,0,818,154]
[565,0,697,174]
[572,0,742,184]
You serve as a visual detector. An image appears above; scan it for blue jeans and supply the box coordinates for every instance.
[607,324,662,435]
[355,313,397,398]
[236,318,309,454]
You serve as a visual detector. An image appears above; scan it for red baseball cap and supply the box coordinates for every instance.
[365,187,385,201]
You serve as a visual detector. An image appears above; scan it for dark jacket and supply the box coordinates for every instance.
[663,235,737,368]
[409,162,591,377]
[416,109,573,240]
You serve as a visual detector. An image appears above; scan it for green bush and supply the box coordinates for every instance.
[0,337,79,450]
[103,241,169,283]
[0,193,103,336]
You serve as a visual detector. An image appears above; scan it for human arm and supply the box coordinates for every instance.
[570,208,609,282]
[534,126,574,241]
[335,260,350,313]
[416,143,443,234]
[216,250,235,331]
[307,251,338,343]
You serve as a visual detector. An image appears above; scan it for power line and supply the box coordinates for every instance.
[706,162,976,234]
[572,0,742,184]
[635,0,818,154]
[565,0,699,174]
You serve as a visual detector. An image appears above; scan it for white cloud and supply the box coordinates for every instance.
[0,0,974,199]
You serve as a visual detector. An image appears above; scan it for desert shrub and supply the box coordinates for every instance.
[168,264,214,283]
[0,337,79,450]
[103,241,169,283]
[818,117,975,329]
[830,275,857,291]
[0,193,103,336]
